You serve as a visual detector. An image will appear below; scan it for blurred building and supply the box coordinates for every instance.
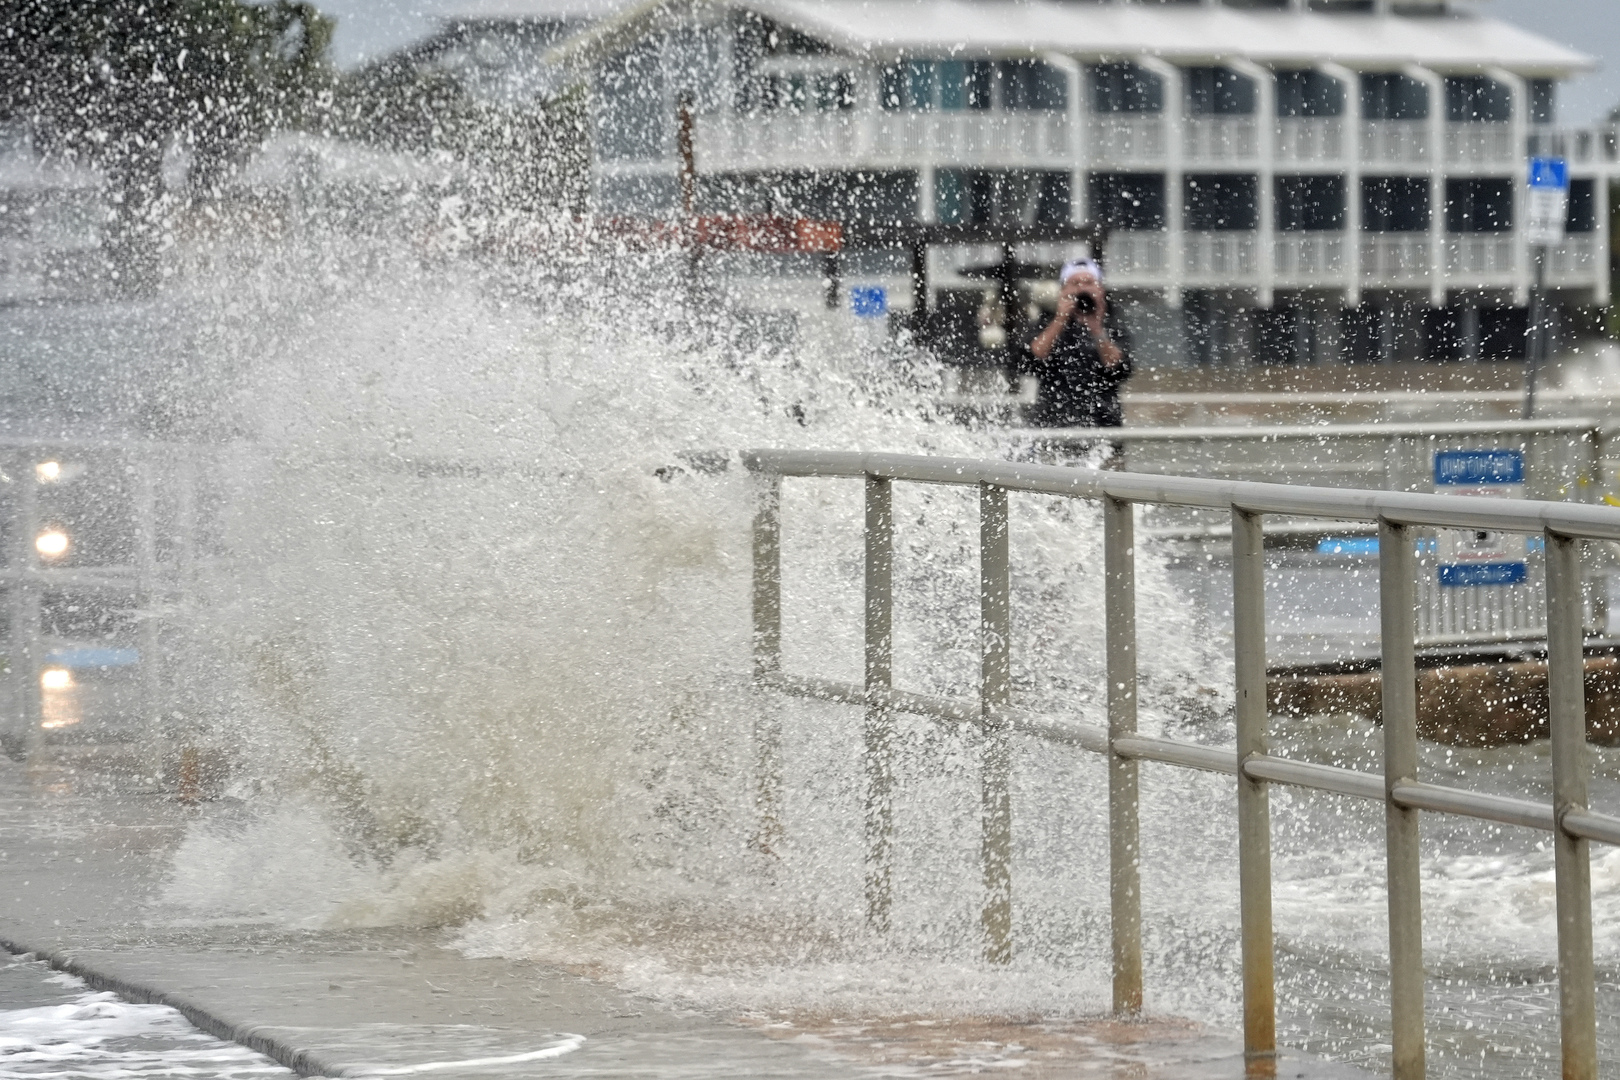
[389,0,1619,366]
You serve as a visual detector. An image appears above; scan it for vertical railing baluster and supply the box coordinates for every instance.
[752,474,782,680]
[133,453,162,764]
[1547,529,1598,1080]
[864,475,895,933]
[6,452,43,758]
[1380,519,1425,1080]
[1232,508,1276,1069]
[979,483,1013,964]
[751,473,784,857]
[1104,495,1142,1013]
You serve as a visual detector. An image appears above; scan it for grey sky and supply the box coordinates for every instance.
[319,0,1620,125]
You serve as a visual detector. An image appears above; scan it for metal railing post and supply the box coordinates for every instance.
[980,483,1013,964]
[1547,529,1598,1080]
[1379,520,1425,1080]
[864,475,895,932]
[1105,495,1143,1013]
[5,453,43,758]
[1232,508,1276,1069]
[132,453,163,760]
[751,474,784,857]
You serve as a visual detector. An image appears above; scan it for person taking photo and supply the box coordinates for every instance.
[1023,258,1133,430]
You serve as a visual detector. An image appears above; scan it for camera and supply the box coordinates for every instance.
[1075,293,1096,314]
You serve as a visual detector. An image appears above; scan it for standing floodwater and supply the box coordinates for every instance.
[0,955,292,1077]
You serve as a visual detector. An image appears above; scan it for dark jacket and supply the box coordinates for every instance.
[1020,303,1133,428]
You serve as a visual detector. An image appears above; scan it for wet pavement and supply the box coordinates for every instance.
[0,756,1371,1078]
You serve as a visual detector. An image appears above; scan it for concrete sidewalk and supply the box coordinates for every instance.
[0,757,1369,1078]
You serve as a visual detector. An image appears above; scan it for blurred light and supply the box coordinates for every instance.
[34,530,69,558]
[34,461,61,482]
[40,668,72,691]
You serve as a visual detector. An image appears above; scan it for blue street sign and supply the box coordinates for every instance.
[1434,448,1526,588]
[1434,448,1524,486]
[1529,157,1569,191]
[1439,563,1528,588]
[1317,536,1379,556]
[850,286,887,318]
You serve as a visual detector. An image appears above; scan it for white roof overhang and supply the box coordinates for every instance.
[750,0,1593,77]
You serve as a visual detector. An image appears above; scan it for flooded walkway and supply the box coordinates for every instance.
[0,759,1369,1078]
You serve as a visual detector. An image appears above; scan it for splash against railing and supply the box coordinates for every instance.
[742,449,1620,1080]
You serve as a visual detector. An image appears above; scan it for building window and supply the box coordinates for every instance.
[1362,177,1430,232]
[1276,175,1345,231]
[1090,62,1163,114]
[995,59,1067,110]
[1567,177,1595,233]
[883,59,999,110]
[741,70,854,113]
[1275,71,1344,118]
[1445,178,1513,232]
[595,39,666,162]
[1185,174,1258,231]
[1531,79,1556,124]
[1361,73,1428,121]
[1444,76,1511,122]
[940,60,992,110]
[1185,67,1256,116]
[936,170,1070,226]
[1088,173,1166,231]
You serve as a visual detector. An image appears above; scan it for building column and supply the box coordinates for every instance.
[1489,66,1531,307]
[1461,298,1481,361]
[1403,64,1447,309]
[1229,58,1276,309]
[1319,62,1362,307]
[1044,52,1088,230]
[1596,169,1612,306]
[1136,55,1183,309]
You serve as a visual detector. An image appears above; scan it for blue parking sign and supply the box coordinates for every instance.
[850,286,887,318]
[1529,157,1568,190]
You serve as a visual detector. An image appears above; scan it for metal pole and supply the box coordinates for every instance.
[5,453,42,757]
[1379,520,1425,1080]
[1524,244,1547,419]
[1231,509,1275,1068]
[980,483,1013,964]
[677,91,703,295]
[1546,529,1597,1080]
[751,474,784,857]
[133,454,162,757]
[864,476,895,933]
[1105,495,1143,1014]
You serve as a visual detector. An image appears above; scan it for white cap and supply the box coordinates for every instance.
[1060,257,1103,284]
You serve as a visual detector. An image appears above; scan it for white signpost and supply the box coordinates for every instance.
[1526,157,1570,246]
[1523,158,1568,418]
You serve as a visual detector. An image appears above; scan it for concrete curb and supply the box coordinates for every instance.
[0,934,346,1078]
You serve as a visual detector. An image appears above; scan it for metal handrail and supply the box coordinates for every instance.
[1019,417,1608,443]
[742,448,1614,1080]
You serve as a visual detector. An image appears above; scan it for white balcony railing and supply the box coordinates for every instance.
[695,111,1072,172]
[1086,115,1167,165]
[1360,121,1430,165]
[1445,234,1517,276]
[1275,118,1345,163]
[1183,230,1258,280]
[1084,232,1596,292]
[1183,116,1259,163]
[1273,233,1346,279]
[1548,235,1597,279]
[1360,233,1431,282]
[1105,231,1169,281]
[1445,122,1516,166]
